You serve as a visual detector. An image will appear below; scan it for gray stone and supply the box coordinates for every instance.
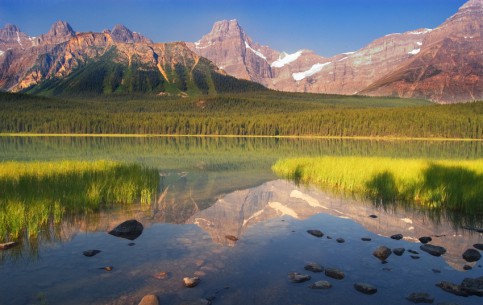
[304,263,324,273]
[406,292,434,303]
[336,238,345,243]
[462,249,481,262]
[138,294,159,305]
[288,272,311,283]
[393,248,405,256]
[419,236,432,244]
[108,219,144,240]
[310,280,332,289]
[391,234,403,240]
[325,268,344,280]
[373,246,392,261]
[354,282,377,295]
[183,276,200,288]
[307,229,324,238]
[420,244,446,256]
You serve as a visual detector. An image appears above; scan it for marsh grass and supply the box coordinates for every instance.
[0,160,158,242]
[272,157,483,216]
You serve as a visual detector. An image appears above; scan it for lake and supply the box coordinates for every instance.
[0,136,482,305]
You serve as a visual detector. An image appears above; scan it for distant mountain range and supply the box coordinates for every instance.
[0,0,481,102]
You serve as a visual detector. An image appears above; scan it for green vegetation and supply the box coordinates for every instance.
[0,160,159,242]
[1,91,481,138]
[272,156,483,216]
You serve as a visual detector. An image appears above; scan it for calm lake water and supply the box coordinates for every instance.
[0,136,482,305]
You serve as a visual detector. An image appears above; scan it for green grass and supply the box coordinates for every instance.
[272,156,483,215]
[0,160,159,242]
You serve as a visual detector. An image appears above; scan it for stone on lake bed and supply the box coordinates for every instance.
[288,272,311,283]
[419,236,432,244]
[336,238,345,243]
[462,249,481,262]
[390,234,403,240]
[304,263,324,273]
[354,282,377,295]
[307,229,324,237]
[83,250,101,257]
[406,292,434,303]
[436,276,483,297]
[108,219,144,240]
[361,237,372,241]
[324,268,344,280]
[393,248,405,256]
[310,280,332,289]
[373,246,392,261]
[183,276,200,288]
[420,244,446,257]
[138,294,159,305]
[153,271,170,280]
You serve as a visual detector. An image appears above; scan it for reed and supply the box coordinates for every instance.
[0,160,158,242]
[272,156,483,214]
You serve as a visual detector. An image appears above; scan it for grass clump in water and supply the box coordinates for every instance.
[0,160,158,242]
[272,156,483,215]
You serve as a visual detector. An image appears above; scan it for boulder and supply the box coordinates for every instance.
[310,280,332,289]
[354,282,378,295]
[419,237,432,244]
[108,219,144,240]
[307,229,324,238]
[325,268,344,280]
[138,294,159,305]
[288,272,311,283]
[406,292,434,303]
[373,246,392,261]
[462,249,481,262]
[420,244,446,257]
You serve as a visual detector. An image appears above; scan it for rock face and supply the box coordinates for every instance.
[111,24,152,44]
[108,219,144,240]
[189,1,483,103]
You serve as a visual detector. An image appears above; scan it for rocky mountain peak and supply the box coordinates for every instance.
[210,19,244,39]
[460,0,483,9]
[3,24,20,33]
[110,24,152,44]
[47,21,75,38]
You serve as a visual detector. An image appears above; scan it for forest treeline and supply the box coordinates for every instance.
[0,92,482,139]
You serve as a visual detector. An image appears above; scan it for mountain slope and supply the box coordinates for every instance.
[0,22,266,97]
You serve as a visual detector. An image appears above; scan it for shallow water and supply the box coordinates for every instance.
[0,137,482,305]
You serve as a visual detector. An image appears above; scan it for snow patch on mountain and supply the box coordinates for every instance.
[16,31,23,48]
[0,50,4,56]
[408,48,421,55]
[271,50,302,68]
[416,42,423,46]
[408,29,432,35]
[244,41,267,60]
[292,62,331,81]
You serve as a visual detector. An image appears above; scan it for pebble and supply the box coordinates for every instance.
[83,250,101,257]
[153,271,170,280]
[354,282,378,295]
[225,235,238,242]
[411,255,420,259]
[336,238,345,243]
[310,280,332,289]
[101,266,113,271]
[361,237,372,242]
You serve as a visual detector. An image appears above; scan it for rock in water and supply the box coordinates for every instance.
[361,237,372,241]
[418,236,432,244]
[288,272,311,283]
[462,249,481,262]
[307,229,324,237]
[393,248,405,256]
[324,268,345,280]
[138,294,159,305]
[474,243,483,251]
[108,219,144,240]
[373,246,392,261]
[336,238,345,243]
[461,276,483,296]
[225,235,239,242]
[0,241,18,250]
[183,277,200,288]
[406,292,434,303]
[83,250,101,257]
[310,281,332,289]
[391,234,403,240]
[304,263,324,273]
[354,282,377,295]
[420,244,446,257]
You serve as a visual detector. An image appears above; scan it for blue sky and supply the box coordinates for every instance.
[0,0,468,56]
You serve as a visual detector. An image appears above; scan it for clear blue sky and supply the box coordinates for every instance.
[0,0,468,56]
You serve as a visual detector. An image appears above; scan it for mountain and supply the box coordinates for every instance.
[0,21,266,97]
[189,0,482,103]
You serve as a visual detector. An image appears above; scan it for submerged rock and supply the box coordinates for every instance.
[83,250,101,257]
[310,280,332,289]
[393,248,405,256]
[474,244,483,251]
[225,235,238,242]
[288,272,311,283]
[183,276,200,288]
[436,276,483,297]
[420,244,446,257]
[100,266,113,271]
[108,219,144,240]
[462,249,481,262]
[361,237,372,242]
[307,229,324,238]
[354,282,377,295]
[406,292,434,303]
[325,268,344,280]
[408,249,419,255]
[336,238,345,243]
[304,263,324,273]
[419,237,432,244]
[373,246,392,261]
[138,294,159,305]
[391,234,403,240]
